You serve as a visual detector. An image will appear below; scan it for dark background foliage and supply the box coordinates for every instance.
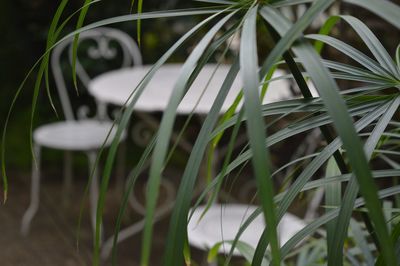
[0,0,196,168]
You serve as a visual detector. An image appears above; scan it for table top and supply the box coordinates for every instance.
[88,64,293,114]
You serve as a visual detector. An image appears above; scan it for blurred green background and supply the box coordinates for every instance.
[0,0,202,170]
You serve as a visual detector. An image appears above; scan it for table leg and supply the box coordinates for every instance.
[87,151,104,244]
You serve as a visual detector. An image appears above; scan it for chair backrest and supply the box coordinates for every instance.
[51,27,142,121]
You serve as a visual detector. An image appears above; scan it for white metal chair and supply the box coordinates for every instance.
[188,187,324,264]
[187,204,307,262]
[20,27,142,240]
[187,141,324,263]
[187,159,321,262]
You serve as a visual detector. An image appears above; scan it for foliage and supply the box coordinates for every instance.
[2,0,400,265]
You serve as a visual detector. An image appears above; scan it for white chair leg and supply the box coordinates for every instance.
[62,151,73,206]
[101,186,175,260]
[87,151,104,244]
[21,144,41,236]
[101,218,146,259]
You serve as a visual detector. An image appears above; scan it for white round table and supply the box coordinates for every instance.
[88,64,292,114]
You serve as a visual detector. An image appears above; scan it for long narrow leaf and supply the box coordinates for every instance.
[72,0,92,92]
[44,0,69,115]
[240,6,281,265]
[344,0,400,29]
[325,157,341,256]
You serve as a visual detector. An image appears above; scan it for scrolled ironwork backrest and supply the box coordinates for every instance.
[51,27,142,121]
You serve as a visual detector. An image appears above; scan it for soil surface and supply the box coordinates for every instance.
[0,169,181,266]
[0,167,269,266]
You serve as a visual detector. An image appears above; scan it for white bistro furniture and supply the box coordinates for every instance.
[88,64,299,259]
[20,27,142,240]
[88,64,291,114]
[188,189,324,264]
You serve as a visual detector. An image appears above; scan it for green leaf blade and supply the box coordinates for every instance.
[240,6,281,266]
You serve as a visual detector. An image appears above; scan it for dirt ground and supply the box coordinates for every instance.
[0,168,189,266]
[0,161,263,266]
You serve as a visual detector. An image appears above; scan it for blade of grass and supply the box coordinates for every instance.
[234,241,269,266]
[325,156,341,256]
[1,59,41,202]
[314,15,340,54]
[396,45,400,69]
[240,6,281,265]
[383,201,393,234]
[344,0,400,29]
[72,0,93,93]
[321,60,396,83]
[195,0,235,5]
[207,243,223,264]
[271,0,315,8]
[330,73,397,85]
[137,0,143,45]
[43,0,69,116]
[376,219,400,265]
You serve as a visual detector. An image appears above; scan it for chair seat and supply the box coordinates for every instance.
[34,120,125,151]
[188,204,306,255]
